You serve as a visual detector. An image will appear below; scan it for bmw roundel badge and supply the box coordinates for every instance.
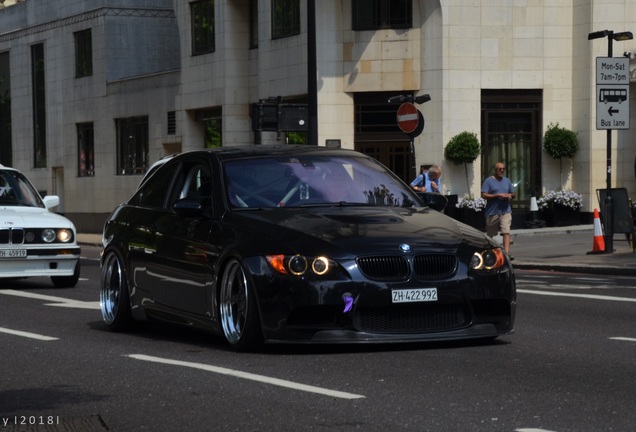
[399,244,411,252]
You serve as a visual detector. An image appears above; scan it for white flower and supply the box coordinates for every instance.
[537,190,582,210]
[456,194,487,211]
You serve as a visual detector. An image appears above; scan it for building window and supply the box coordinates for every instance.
[167,111,176,135]
[250,0,259,49]
[195,108,222,148]
[204,118,222,148]
[116,116,149,175]
[74,29,93,78]
[31,43,46,168]
[352,0,412,31]
[77,122,94,177]
[0,51,12,166]
[271,0,300,39]
[191,0,215,55]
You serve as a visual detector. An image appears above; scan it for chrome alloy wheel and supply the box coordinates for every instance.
[219,258,249,345]
[100,251,131,329]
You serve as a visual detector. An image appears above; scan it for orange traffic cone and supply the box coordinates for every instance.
[587,208,605,254]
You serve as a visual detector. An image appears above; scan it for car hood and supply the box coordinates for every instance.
[230,206,494,256]
[0,205,76,230]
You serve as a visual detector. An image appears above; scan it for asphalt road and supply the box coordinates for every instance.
[1,246,635,432]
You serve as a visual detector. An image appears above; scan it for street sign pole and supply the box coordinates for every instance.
[589,29,633,253]
[605,128,613,253]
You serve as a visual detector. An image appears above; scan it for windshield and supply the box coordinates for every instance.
[0,170,45,208]
[224,154,419,209]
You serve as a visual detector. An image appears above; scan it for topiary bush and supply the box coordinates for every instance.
[543,122,578,188]
[444,131,481,197]
[543,122,578,160]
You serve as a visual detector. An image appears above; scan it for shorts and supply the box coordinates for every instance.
[486,213,512,237]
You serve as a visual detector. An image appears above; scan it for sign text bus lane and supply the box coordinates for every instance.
[596,85,630,130]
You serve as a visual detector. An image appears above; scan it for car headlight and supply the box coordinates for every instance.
[266,254,334,276]
[57,229,73,243]
[41,228,56,243]
[40,228,73,243]
[470,248,506,270]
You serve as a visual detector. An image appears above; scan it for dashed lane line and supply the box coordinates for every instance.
[517,289,636,303]
[609,337,636,342]
[0,327,58,341]
[128,353,366,400]
[0,289,100,309]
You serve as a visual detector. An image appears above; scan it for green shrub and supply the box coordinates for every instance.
[543,122,578,160]
[444,131,481,165]
[444,132,481,197]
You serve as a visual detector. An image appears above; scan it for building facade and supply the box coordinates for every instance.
[1,0,635,232]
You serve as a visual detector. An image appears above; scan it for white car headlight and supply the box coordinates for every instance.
[41,228,56,243]
[57,229,72,243]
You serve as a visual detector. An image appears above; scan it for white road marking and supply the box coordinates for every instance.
[128,354,366,400]
[516,279,618,290]
[517,289,636,303]
[0,327,58,341]
[610,337,636,342]
[0,289,100,309]
[516,429,557,432]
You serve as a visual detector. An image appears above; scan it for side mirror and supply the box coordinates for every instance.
[42,195,60,210]
[417,192,448,212]
[172,197,206,217]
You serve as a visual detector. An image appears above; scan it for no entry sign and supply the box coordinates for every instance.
[396,103,419,133]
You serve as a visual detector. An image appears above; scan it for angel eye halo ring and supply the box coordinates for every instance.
[266,254,333,276]
[470,248,506,270]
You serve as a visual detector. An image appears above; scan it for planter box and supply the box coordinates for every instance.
[541,204,580,227]
[458,208,486,231]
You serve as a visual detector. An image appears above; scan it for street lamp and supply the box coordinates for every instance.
[307,0,317,145]
[588,29,633,254]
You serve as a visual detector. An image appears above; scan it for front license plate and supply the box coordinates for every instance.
[391,288,437,303]
[0,249,27,258]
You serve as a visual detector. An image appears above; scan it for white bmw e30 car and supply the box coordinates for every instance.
[0,164,80,288]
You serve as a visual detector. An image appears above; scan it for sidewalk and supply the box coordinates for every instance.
[510,224,636,275]
[77,225,636,276]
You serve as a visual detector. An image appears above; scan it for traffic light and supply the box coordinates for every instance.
[251,103,278,131]
[251,100,308,132]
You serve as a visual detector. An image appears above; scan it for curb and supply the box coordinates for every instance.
[513,262,636,276]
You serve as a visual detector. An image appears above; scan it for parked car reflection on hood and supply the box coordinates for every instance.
[100,145,515,351]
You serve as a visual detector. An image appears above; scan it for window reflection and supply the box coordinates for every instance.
[224,155,417,208]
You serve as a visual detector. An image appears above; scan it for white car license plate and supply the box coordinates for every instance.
[391,288,437,303]
[0,249,27,258]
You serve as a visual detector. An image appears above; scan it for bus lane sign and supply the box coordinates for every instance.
[596,57,630,130]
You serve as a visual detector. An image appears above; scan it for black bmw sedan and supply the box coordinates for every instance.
[100,145,515,351]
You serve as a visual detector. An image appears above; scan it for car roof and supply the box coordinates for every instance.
[139,145,373,189]
[174,144,363,162]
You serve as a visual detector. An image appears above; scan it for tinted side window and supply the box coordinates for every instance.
[179,163,213,207]
[135,162,179,209]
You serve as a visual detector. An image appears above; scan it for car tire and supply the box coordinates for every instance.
[219,258,263,351]
[51,261,80,288]
[100,251,134,332]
